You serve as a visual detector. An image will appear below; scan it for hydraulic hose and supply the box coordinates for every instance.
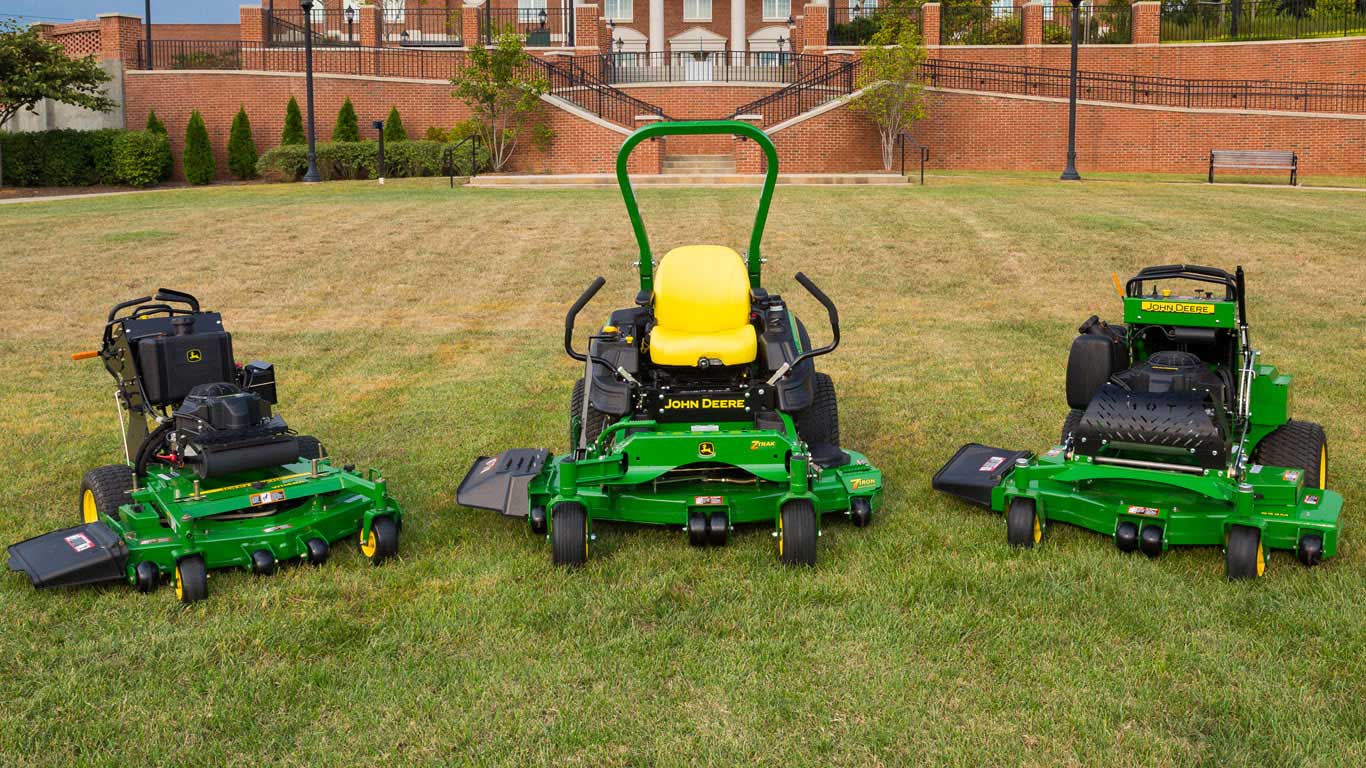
[133,420,176,477]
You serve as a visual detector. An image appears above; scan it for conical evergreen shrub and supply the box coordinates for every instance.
[183,110,216,185]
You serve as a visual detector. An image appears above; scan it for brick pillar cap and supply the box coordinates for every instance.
[635,115,664,122]
[735,114,763,122]
[96,13,142,19]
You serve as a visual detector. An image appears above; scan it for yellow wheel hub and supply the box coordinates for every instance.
[1256,541,1266,577]
[1033,515,1042,544]
[361,529,377,558]
[1319,445,1327,489]
[82,489,98,524]
[174,564,183,601]
[777,514,784,557]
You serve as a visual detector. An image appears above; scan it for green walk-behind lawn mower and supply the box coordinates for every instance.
[7,289,403,603]
[457,120,884,566]
[934,264,1342,579]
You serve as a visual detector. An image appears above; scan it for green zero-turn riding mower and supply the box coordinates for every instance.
[456,120,884,566]
[934,265,1341,580]
[7,290,403,603]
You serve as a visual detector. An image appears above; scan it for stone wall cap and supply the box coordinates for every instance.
[96,13,142,20]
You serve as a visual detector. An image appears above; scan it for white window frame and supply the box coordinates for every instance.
[684,0,713,23]
[762,0,791,22]
[604,0,634,22]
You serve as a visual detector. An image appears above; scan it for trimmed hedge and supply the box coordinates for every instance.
[257,139,492,182]
[0,129,122,186]
[112,131,171,188]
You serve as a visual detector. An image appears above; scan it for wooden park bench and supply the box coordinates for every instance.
[1209,150,1298,186]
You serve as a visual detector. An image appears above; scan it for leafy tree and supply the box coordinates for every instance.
[183,110,216,185]
[0,20,117,184]
[849,5,927,172]
[144,109,173,179]
[227,106,259,180]
[450,28,550,171]
[282,96,306,145]
[333,97,360,142]
[384,106,408,142]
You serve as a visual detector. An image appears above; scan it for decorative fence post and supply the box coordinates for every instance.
[1022,2,1044,46]
[798,4,830,52]
[921,3,942,47]
[463,1,484,46]
[1131,1,1160,44]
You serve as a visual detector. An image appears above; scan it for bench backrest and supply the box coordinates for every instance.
[1210,150,1296,168]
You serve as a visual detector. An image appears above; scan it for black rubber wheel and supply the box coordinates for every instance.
[305,538,329,566]
[360,515,399,565]
[1226,525,1265,580]
[529,506,548,535]
[134,561,159,593]
[687,511,708,547]
[570,379,616,450]
[1297,534,1323,568]
[1252,420,1328,490]
[296,435,325,461]
[251,549,276,575]
[1060,409,1085,445]
[795,372,840,448]
[1139,525,1164,558]
[1115,521,1139,553]
[778,499,818,566]
[1006,497,1040,548]
[79,464,133,524]
[850,496,872,528]
[551,502,588,567]
[707,511,729,546]
[175,555,208,604]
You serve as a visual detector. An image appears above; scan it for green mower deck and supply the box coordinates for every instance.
[457,121,884,566]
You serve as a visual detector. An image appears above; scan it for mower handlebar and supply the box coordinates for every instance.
[767,272,840,385]
[153,288,201,313]
[565,276,607,362]
[107,296,153,323]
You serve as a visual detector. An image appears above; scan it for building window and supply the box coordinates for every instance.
[684,0,712,22]
[604,0,633,21]
[762,0,790,21]
[519,0,548,20]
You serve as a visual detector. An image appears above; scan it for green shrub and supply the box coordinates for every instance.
[256,144,309,182]
[282,97,306,145]
[257,139,491,182]
[333,97,360,142]
[183,110,216,185]
[145,110,167,135]
[227,106,259,180]
[144,110,174,179]
[384,106,408,142]
[0,128,123,186]
[113,131,169,188]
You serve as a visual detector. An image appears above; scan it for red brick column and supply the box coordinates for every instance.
[733,115,766,174]
[1022,2,1043,46]
[921,3,941,47]
[241,6,267,45]
[628,115,665,173]
[98,13,142,65]
[359,4,384,47]
[576,4,604,52]
[1132,2,1160,44]
[797,4,828,52]
[463,1,484,46]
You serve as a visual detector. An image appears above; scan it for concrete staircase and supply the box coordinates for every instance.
[662,155,737,175]
[468,173,912,188]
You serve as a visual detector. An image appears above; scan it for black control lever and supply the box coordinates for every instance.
[767,272,841,385]
[153,288,200,313]
[565,277,606,362]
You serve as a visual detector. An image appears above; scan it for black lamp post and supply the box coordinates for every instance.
[538,8,548,29]
[1060,0,1082,181]
[776,35,787,66]
[372,119,386,183]
[345,5,355,44]
[144,0,153,70]
[301,0,321,183]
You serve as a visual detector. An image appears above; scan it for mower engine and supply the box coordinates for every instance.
[172,381,298,479]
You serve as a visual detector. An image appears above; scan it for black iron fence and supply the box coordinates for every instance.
[732,59,861,125]
[266,7,361,47]
[1161,0,1366,42]
[528,57,671,124]
[940,4,1025,45]
[479,4,575,46]
[581,52,826,85]
[383,7,465,47]
[827,2,922,46]
[137,39,244,70]
[138,40,470,79]
[1043,3,1133,43]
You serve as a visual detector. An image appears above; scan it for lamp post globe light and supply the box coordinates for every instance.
[1060,0,1082,181]
[345,5,355,44]
[301,0,322,183]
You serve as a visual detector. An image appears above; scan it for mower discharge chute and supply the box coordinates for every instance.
[7,290,403,603]
[457,120,884,566]
[934,265,1341,579]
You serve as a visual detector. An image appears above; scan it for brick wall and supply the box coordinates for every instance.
[618,84,780,152]
[151,24,241,41]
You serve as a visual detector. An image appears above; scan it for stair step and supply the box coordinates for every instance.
[469,173,913,188]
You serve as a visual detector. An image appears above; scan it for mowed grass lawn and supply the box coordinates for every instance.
[1,177,1363,767]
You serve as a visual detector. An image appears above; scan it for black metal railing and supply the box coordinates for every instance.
[137,39,243,70]
[939,4,1025,45]
[1160,0,1366,42]
[732,58,861,125]
[827,2,922,46]
[921,58,1366,113]
[1042,3,1133,44]
[266,7,361,47]
[581,52,825,85]
[532,56,671,125]
[479,4,575,46]
[138,40,470,79]
[383,7,465,47]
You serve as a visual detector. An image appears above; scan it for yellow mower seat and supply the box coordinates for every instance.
[649,245,757,367]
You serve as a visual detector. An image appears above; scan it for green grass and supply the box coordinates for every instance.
[1,177,1363,766]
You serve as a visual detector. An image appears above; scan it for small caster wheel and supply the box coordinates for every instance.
[707,511,729,547]
[1297,534,1323,567]
[850,496,872,528]
[1226,525,1265,580]
[1115,521,1139,553]
[687,511,708,547]
[134,561,159,594]
[778,499,817,566]
[529,506,547,535]
[305,538,329,566]
[1139,525,1163,559]
[175,555,207,605]
[251,549,276,576]
[551,502,588,567]
[360,516,399,565]
[1006,497,1040,549]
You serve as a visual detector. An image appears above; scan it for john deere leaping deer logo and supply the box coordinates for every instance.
[698,442,716,458]
[186,349,203,363]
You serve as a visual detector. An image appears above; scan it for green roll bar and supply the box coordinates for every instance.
[615,120,779,292]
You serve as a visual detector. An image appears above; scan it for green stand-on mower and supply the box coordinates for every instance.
[457,120,884,566]
[7,290,403,603]
[934,265,1341,579]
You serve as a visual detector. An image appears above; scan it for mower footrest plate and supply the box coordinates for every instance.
[933,443,1031,508]
[7,523,129,589]
[457,448,549,517]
